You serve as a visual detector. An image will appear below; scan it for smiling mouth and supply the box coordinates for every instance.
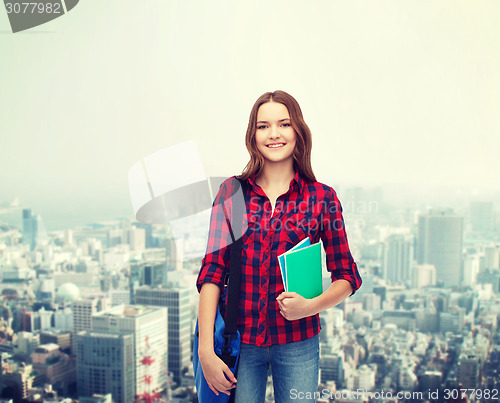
[266,143,285,148]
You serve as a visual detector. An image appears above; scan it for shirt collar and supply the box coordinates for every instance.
[247,170,305,194]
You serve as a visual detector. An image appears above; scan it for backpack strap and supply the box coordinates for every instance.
[221,177,246,349]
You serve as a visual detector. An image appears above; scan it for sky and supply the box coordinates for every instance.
[1,0,499,230]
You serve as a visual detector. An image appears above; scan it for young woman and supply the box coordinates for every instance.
[196,90,362,402]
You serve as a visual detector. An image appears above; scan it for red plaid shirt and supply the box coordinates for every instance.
[196,171,362,346]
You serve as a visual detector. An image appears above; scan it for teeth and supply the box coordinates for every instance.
[267,144,284,148]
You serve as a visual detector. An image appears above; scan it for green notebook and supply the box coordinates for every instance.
[284,242,323,299]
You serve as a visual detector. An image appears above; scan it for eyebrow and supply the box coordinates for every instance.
[256,118,291,124]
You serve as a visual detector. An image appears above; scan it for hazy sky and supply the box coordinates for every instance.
[1,1,499,229]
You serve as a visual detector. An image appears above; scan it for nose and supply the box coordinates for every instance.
[269,124,281,140]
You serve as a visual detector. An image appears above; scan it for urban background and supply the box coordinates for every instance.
[1,1,499,402]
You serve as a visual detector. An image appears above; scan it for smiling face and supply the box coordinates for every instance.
[255,101,296,166]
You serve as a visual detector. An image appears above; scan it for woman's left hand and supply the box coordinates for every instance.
[276,292,315,321]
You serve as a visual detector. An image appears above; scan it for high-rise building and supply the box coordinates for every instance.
[129,260,167,300]
[398,363,418,390]
[133,223,154,248]
[470,201,493,233]
[31,343,76,392]
[353,364,376,391]
[382,234,413,285]
[54,306,73,331]
[417,209,463,287]
[72,298,109,334]
[319,354,344,386]
[411,264,436,289]
[439,307,465,334]
[362,293,381,311]
[91,305,168,397]
[125,227,146,252]
[457,353,480,389]
[76,331,135,403]
[483,245,500,271]
[16,332,40,357]
[22,209,47,251]
[0,360,34,401]
[463,254,481,286]
[134,286,191,384]
[418,370,442,394]
[39,330,72,351]
[72,298,110,355]
[110,290,131,307]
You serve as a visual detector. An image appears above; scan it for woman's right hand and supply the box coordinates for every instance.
[199,348,237,396]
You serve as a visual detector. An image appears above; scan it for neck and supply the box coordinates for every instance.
[256,160,295,188]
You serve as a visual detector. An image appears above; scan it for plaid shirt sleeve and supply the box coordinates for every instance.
[196,179,233,293]
[320,187,362,296]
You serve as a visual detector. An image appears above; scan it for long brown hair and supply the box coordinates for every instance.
[238,90,316,182]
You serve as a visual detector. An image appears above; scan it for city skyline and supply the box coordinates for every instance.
[1,187,498,402]
[1,178,499,232]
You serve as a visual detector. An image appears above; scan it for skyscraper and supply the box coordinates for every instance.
[134,286,191,385]
[411,264,436,289]
[72,298,110,356]
[382,234,413,285]
[457,353,480,389]
[90,305,168,397]
[470,201,493,233]
[76,331,135,403]
[22,209,47,251]
[72,298,110,333]
[129,260,167,301]
[417,209,463,287]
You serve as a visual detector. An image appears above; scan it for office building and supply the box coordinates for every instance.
[0,361,34,402]
[353,364,376,391]
[382,234,413,285]
[470,201,493,233]
[411,264,436,289]
[129,260,167,300]
[110,290,130,307]
[91,305,168,396]
[54,306,73,331]
[319,354,344,386]
[72,298,110,355]
[457,353,480,389]
[76,331,134,403]
[417,209,463,287]
[31,343,76,392]
[463,254,481,287]
[125,226,146,252]
[15,332,40,357]
[22,209,47,251]
[39,330,72,351]
[483,245,499,270]
[439,307,465,334]
[135,286,191,384]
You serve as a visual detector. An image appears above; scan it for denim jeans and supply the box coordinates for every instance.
[233,334,319,403]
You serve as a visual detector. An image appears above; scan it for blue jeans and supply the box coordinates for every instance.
[233,334,319,403]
